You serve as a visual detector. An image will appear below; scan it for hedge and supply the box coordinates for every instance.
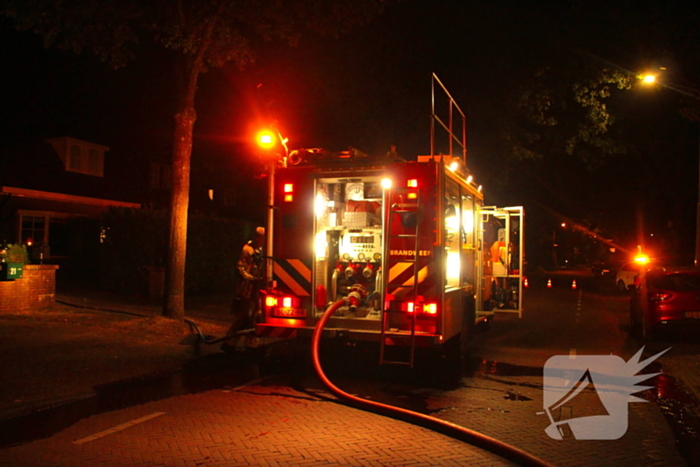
[98,207,253,296]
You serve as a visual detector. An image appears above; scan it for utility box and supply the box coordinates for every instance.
[0,262,24,281]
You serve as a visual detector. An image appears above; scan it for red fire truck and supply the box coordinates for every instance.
[255,76,524,366]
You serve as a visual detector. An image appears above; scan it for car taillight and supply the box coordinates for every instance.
[650,292,673,302]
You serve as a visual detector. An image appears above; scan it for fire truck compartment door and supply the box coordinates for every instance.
[479,206,524,318]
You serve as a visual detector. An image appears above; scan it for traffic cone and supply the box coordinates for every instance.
[571,279,577,290]
[547,278,552,288]
[523,277,529,288]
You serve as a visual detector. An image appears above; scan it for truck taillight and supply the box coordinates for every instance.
[405,302,437,316]
[265,296,300,308]
[407,179,418,188]
[265,294,306,318]
[284,183,294,202]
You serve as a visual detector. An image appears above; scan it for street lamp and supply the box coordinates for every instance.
[639,72,700,266]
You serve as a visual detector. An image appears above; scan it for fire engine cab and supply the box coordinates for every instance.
[255,76,524,367]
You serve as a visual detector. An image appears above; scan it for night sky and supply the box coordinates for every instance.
[2,0,699,267]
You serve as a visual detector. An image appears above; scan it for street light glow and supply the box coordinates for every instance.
[641,74,657,84]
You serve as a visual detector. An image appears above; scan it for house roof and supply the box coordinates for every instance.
[0,136,143,207]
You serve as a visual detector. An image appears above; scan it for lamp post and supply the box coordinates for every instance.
[256,128,288,286]
[639,73,700,266]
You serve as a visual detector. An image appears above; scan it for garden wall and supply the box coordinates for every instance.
[0,264,58,312]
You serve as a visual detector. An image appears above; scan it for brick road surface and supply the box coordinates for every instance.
[0,382,516,467]
[1,283,687,466]
[0,373,687,466]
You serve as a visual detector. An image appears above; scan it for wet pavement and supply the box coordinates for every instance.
[1,274,700,465]
[0,347,693,466]
[0,338,697,466]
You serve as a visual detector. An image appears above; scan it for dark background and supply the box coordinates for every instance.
[2,0,699,269]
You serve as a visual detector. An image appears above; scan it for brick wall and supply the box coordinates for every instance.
[0,265,59,313]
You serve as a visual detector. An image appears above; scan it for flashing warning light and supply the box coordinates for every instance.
[634,255,650,265]
[571,280,577,290]
[407,179,418,188]
[381,178,392,189]
[256,130,277,149]
[547,278,552,288]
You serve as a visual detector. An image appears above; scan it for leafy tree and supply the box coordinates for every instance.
[1,0,394,319]
[504,61,633,170]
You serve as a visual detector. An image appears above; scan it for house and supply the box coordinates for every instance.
[0,136,142,275]
[1,134,265,288]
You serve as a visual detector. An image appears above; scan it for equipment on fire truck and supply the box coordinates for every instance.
[252,74,524,367]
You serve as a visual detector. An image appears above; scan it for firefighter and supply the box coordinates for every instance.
[222,226,265,352]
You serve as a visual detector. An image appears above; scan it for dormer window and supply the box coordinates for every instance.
[88,149,100,174]
[47,136,107,177]
[69,145,82,170]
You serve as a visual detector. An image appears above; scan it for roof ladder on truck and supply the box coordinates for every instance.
[379,188,422,367]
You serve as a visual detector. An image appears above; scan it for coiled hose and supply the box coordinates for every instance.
[311,299,555,467]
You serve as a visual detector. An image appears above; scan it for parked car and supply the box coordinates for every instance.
[630,266,700,341]
[616,261,644,291]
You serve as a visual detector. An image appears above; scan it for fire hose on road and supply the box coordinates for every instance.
[311,299,555,467]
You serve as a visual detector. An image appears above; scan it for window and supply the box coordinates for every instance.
[21,216,46,246]
[69,145,82,171]
[149,162,172,188]
[88,149,100,175]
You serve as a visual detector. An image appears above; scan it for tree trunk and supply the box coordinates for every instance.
[162,66,199,320]
[162,105,196,319]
